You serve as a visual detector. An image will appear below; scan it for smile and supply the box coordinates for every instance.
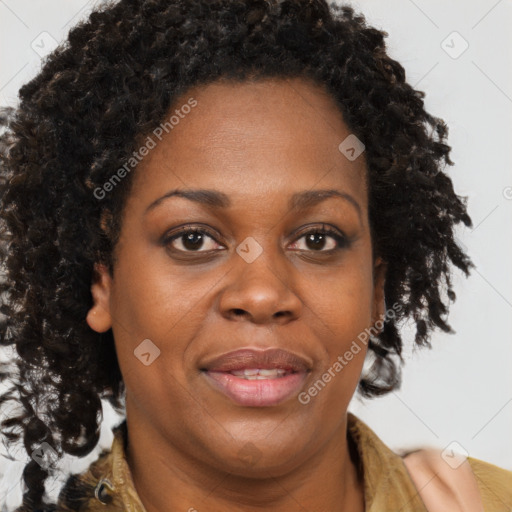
[202,369,308,407]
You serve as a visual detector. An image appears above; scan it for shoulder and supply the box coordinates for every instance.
[403,448,512,512]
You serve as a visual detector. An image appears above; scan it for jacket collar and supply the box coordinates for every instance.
[57,413,427,511]
[57,420,146,511]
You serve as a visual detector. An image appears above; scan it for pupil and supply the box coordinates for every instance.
[306,233,325,250]
[184,232,203,250]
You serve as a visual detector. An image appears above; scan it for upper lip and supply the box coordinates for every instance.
[201,348,311,373]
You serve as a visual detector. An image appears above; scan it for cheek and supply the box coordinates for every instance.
[298,277,372,418]
[110,246,209,340]
[108,248,223,392]
[301,261,374,390]
[108,257,205,424]
[306,262,375,340]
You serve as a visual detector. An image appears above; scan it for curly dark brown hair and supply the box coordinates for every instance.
[0,0,473,509]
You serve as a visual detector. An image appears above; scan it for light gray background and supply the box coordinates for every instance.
[1,0,511,509]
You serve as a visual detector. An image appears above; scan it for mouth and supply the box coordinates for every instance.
[200,348,311,407]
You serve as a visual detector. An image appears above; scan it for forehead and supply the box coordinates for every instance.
[130,77,368,213]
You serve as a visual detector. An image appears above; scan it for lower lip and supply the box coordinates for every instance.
[203,371,307,407]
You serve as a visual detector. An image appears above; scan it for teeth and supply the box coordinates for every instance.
[240,369,260,376]
[258,369,285,377]
[230,368,288,379]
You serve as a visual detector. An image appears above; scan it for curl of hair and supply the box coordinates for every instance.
[0,0,472,508]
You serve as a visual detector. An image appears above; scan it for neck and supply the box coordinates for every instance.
[125,405,365,512]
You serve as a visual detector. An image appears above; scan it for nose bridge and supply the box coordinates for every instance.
[219,234,302,323]
[237,235,283,285]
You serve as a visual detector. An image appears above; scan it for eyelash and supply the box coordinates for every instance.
[162,223,351,255]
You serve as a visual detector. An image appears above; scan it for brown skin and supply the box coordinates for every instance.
[86,77,386,512]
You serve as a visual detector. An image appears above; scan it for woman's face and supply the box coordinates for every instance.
[87,77,386,477]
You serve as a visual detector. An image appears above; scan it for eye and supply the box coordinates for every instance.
[289,224,350,252]
[162,223,350,255]
[163,225,223,253]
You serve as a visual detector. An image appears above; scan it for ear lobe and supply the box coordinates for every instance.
[86,262,113,333]
[372,257,387,327]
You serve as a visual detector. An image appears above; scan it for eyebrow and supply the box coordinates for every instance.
[145,188,362,221]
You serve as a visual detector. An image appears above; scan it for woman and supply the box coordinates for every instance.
[0,0,510,510]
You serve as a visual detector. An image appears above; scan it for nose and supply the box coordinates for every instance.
[218,246,302,325]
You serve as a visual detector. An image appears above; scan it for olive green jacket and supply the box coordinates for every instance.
[55,413,512,511]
